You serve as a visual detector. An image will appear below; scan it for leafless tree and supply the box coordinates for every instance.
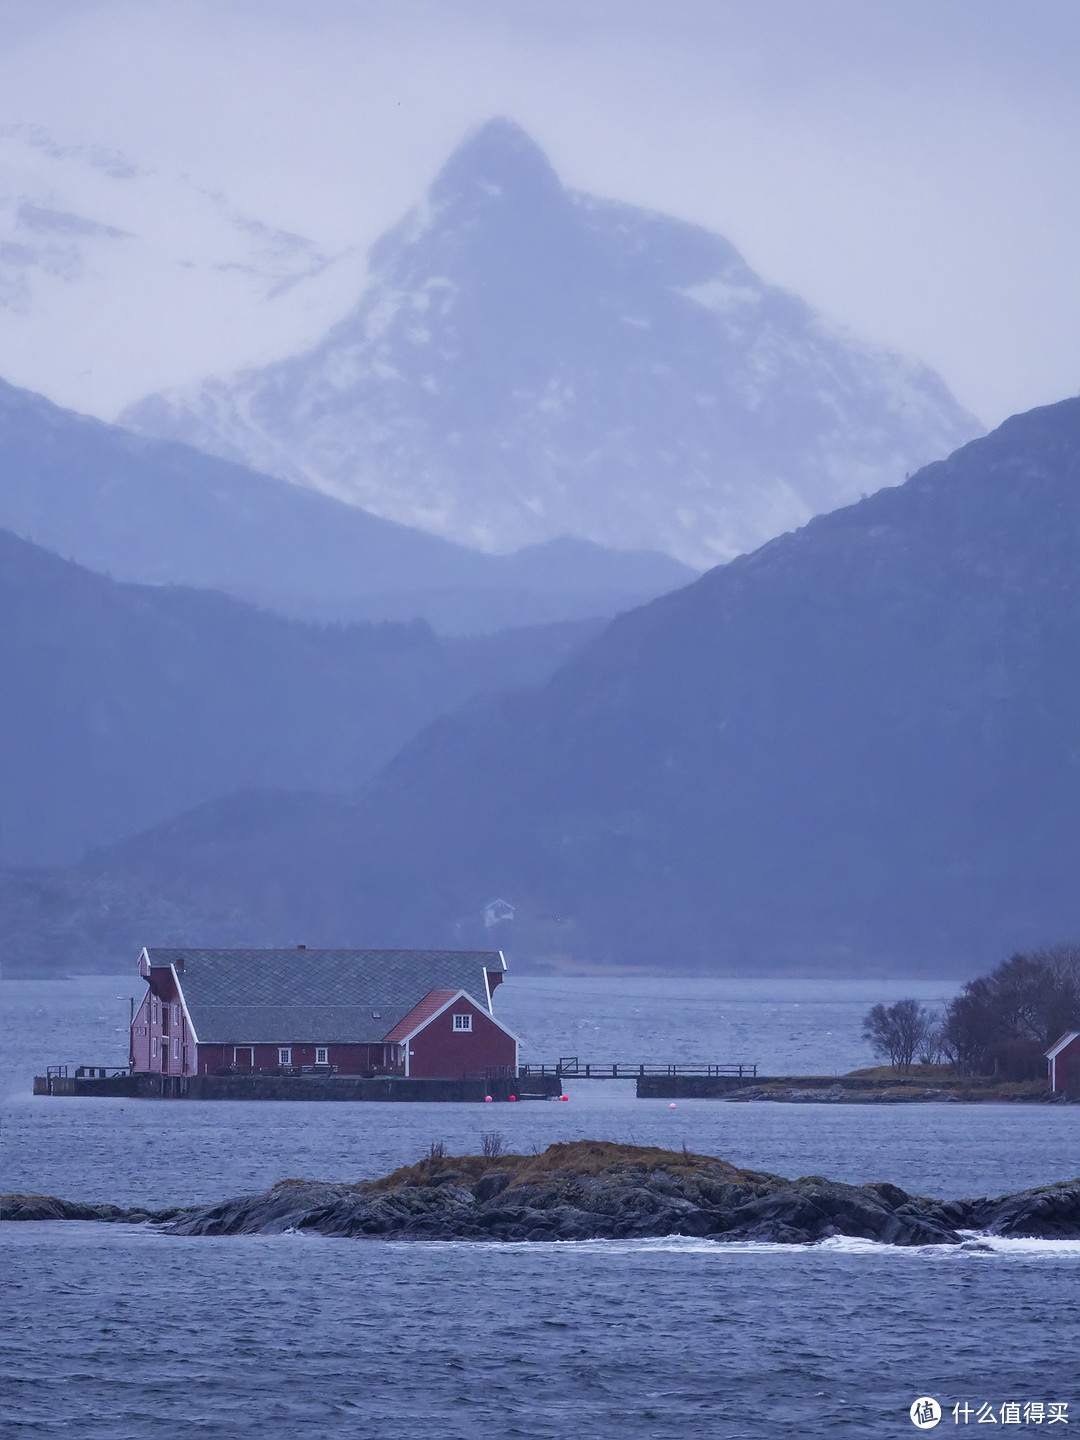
[480,1132,505,1159]
[942,945,1080,1078]
[861,999,934,1072]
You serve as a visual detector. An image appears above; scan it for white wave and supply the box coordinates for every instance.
[405,1232,1080,1259]
[9,1222,1080,1260]
[953,1231,1080,1257]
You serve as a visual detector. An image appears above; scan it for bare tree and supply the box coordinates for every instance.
[480,1132,505,1159]
[861,999,934,1072]
[940,945,1080,1078]
[917,1017,949,1066]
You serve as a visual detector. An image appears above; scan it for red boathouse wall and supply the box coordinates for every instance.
[195,1043,400,1075]
[131,969,197,1077]
[1048,1033,1080,1093]
[405,994,517,1079]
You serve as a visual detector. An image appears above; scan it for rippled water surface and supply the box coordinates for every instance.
[3,974,1080,1438]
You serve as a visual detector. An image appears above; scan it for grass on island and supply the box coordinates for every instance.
[841,1063,1048,1100]
[270,1140,776,1198]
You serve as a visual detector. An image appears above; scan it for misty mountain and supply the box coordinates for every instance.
[123,118,981,569]
[9,397,1080,977]
[0,122,370,416]
[0,377,694,634]
[0,526,602,867]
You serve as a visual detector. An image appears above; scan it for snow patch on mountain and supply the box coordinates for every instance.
[0,124,369,415]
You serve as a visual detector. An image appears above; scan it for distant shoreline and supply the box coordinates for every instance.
[688,1066,1055,1105]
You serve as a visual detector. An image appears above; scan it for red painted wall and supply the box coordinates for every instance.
[130,970,196,1077]
[406,996,516,1079]
[1051,1036,1080,1091]
[195,1042,400,1076]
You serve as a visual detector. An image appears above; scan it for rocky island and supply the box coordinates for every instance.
[5,1141,1080,1245]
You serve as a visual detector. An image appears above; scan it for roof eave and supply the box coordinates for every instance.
[1045,1030,1080,1059]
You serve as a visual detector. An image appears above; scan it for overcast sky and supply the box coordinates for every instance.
[1,0,1078,426]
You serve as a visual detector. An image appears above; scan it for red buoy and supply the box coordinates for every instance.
[509,1095,517,1101]
[560,1094,569,1101]
[484,1095,493,1102]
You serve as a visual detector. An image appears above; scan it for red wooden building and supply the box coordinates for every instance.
[1046,1031,1080,1093]
[129,947,518,1080]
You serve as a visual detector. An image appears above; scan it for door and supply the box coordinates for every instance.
[233,1047,254,1069]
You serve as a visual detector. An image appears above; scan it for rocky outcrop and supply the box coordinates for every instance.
[972,1181,1080,1239]
[7,1143,1080,1245]
[0,1194,188,1223]
[151,1145,977,1245]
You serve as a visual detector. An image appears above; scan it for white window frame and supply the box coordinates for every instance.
[452,1013,472,1032]
[152,1037,158,1058]
[173,1037,180,1060]
[278,1047,292,1066]
[315,1047,329,1065]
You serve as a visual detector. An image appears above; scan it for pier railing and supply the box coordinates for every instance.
[518,1058,758,1080]
[46,1064,131,1080]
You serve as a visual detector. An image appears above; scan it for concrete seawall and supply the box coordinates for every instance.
[635,1074,1053,1101]
[636,1075,771,1099]
[636,1074,948,1100]
[34,1072,562,1102]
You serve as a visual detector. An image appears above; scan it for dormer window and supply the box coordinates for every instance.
[452,1013,472,1032]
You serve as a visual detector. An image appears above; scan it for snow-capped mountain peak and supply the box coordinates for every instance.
[121,117,983,566]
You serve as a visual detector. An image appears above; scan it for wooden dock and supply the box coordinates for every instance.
[519,1057,758,1081]
[34,1058,762,1101]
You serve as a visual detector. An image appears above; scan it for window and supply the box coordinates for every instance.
[173,1038,180,1060]
[278,1048,292,1066]
[315,1047,329,1065]
[452,1013,472,1032]
[151,1037,158,1058]
[173,1004,180,1027]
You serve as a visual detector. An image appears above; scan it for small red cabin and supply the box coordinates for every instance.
[384,989,517,1078]
[129,947,517,1080]
[1046,1031,1080,1094]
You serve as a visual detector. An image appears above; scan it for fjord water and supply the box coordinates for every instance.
[3,975,1079,1438]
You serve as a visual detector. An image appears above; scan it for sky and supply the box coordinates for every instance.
[0,0,1078,426]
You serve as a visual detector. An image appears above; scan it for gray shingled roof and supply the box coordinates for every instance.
[144,948,505,1044]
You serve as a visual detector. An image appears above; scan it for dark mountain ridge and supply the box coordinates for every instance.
[0,526,601,869]
[6,398,1080,976]
[0,377,693,635]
